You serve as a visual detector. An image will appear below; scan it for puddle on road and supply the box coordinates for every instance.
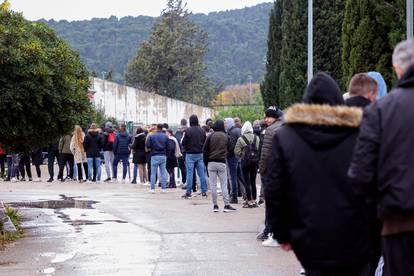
[8,194,99,210]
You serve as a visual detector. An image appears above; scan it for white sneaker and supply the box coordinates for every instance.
[86,180,92,184]
[11,177,17,183]
[300,268,306,275]
[150,189,155,194]
[161,189,166,193]
[34,178,42,182]
[262,236,280,247]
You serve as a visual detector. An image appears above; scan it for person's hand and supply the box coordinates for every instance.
[281,243,292,252]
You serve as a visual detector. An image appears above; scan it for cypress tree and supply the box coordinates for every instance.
[314,0,345,89]
[279,0,307,108]
[342,0,405,87]
[261,0,283,108]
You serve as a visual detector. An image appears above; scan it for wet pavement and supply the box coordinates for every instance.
[0,180,301,275]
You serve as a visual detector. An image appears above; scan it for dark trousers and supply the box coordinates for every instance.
[261,175,272,234]
[57,153,74,180]
[227,156,239,199]
[178,156,186,184]
[19,155,32,179]
[242,165,257,201]
[383,231,414,276]
[77,163,88,181]
[34,164,41,178]
[48,150,59,179]
[167,166,176,188]
[0,154,5,176]
[306,265,369,276]
[113,154,129,179]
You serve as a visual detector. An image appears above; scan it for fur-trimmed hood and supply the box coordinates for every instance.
[284,103,363,149]
[285,104,362,128]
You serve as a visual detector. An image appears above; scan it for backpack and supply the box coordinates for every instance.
[241,135,259,167]
[108,132,115,143]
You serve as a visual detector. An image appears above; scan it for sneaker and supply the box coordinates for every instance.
[86,180,92,184]
[79,180,86,183]
[223,205,237,212]
[201,192,207,199]
[131,180,137,184]
[47,178,53,182]
[11,177,17,183]
[150,189,155,194]
[4,177,10,182]
[29,177,32,181]
[262,236,280,247]
[161,189,166,193]
[34,178,42,182]
[258,199,265,206]
[242,202,250,208]
[256,231,269,241]
[20,178,26,182]
[104,178,111,182]
[300,268,306,275]
[250,202,259,208]
[213,205,219,212]
[181,193,191,199]
[181,184,187,190]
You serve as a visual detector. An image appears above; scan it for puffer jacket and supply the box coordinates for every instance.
[348,64,414,235]
[113,131,132,156]
[265,72,369,269]
[259,120,283,175]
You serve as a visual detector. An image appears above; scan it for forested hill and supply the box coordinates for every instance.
[40,3,272,87]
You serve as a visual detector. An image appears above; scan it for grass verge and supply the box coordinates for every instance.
[0,205,24,249]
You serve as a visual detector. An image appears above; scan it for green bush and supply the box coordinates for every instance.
[214,106,264,124]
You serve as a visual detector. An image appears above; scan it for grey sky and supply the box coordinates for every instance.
[8,0,273,21]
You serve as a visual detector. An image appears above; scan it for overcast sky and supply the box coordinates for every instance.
[8,0,273,21]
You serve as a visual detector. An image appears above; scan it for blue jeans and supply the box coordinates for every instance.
[227,156,239,199]
[87,157,101,181]
[185,153,207,194]
[113,154,129,180]
[150,155,167,190]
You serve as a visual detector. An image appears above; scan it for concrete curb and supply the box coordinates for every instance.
[0,202,18,234]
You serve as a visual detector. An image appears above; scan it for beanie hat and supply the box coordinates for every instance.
[265,107,283,119]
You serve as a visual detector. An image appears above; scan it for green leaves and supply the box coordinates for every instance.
[0,9,91,152]
[125,0,215,106]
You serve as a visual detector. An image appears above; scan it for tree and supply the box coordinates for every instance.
[125,0,215,105]
[341,0,405,87]
[0,5,91,152]
[261,0,283,108]
[279,0,308,108]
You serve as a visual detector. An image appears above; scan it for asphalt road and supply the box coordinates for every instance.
[0,179,301,276]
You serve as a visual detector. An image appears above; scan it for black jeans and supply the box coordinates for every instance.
[0,154,5,176]
[77,162,88,181]
[57,153,74,180]
[167,166,176,188]
[178,156,186,184]
[306,265,369,276]
[19,154,32,179]
[34,164,41,178]
[48,150,59,179]
[383,231,414,276]
[242,165,257,201]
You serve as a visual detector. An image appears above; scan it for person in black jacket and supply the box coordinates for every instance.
[102,122,115,182]
[31,147,43,182]
[345,73,378,108]
[113,124,132,182]
[83,123,103,182]
[130,126,147,184]
[203,120,236,213]
[265,72,370,276]
[47,142,59,182]
[348,39,414,276]
[181,114,207,199]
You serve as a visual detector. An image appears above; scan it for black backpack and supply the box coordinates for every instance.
[241,135,259,167]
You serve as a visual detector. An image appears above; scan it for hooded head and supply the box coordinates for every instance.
[241,121,253,135]
[213,120,225,132]
[367,72,388,99]
[224,118,234,131]
[189,115,199,127]
[303,72,344,106]
[105,122,113,129]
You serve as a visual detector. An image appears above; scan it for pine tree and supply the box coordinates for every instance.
[261,0,283,108]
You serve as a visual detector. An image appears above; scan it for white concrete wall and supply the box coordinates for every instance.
[90,78,213,126]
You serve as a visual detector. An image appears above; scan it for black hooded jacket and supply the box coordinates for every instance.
[203,120,230,164]
[182,115,206,154]
[83,130,103,158]
[348,65,414,234]
[265,72,370,269]
[345,96,371,108]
